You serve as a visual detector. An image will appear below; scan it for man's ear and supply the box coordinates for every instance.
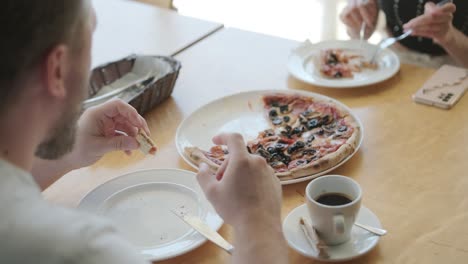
[41,44,69,99]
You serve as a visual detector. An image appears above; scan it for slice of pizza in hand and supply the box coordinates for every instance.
[184,145,227,173]
[136,129,157,155]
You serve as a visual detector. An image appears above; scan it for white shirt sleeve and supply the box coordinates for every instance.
[81,226,150,264]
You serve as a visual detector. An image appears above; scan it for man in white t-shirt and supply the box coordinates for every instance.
[0,1,288,263]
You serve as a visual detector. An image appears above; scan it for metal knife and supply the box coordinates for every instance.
[171,210,234,254]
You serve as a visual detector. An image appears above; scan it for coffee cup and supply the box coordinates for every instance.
[305,175,362,246]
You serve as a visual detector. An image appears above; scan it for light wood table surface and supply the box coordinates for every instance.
[91,0,223,67]
[44,27,468,263]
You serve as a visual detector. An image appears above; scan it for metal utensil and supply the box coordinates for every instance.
[299,217,329,259]
[369,30,412,63]
[359,0,369,47]
[83,75,155,105]
[354,222,388,236]
[359,22,366,41]
[370,0,453,63]
[359,22,366,51]
[171,210,234,254]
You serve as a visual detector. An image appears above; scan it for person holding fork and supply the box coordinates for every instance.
[340,0,468,68]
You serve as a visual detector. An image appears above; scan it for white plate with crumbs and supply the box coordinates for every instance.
[78,169,222,262]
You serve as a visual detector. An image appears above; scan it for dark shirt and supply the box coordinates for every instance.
[379,0,468,55]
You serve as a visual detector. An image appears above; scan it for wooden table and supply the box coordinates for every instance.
[91,0,223,67]
[43,27,468,263]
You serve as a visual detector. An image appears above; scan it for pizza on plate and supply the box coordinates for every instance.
[320,49,378,79]
[184,93,361,180]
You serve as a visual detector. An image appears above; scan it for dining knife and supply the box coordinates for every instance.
[171,210,234,254]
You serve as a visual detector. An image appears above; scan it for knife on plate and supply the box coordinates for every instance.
[171,210,234,254]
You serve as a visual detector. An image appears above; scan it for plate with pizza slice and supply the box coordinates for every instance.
[287,40,400,88]
[176,90,363,185]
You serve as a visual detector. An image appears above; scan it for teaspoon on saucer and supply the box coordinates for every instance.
[354,222,387,236]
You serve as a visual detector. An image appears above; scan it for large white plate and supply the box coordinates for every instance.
[78,169,223,262]
[176,90,363,185]
[287,40,400,88]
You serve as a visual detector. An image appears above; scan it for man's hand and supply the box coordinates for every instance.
[196,133,282,227]
[68,99,151,169]
[196,133,287,264]
[340,0,379,39]
[403,2,457,45]
[33,99,151,190]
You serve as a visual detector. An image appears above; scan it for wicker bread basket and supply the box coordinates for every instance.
[86,55,181,115]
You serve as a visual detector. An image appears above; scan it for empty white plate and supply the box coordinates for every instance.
[78,169,222,261]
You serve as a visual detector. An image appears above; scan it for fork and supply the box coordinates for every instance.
[359,0,368,51]
[369,0,453,64]
[359,22,366,51]
[369,30,412,64]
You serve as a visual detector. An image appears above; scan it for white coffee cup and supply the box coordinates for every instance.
[306,175,362,246]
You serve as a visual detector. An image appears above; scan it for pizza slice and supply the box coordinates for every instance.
[319,49,377,79]
[136,129,157,155]
[320,49,354,79]
[184,145,227,173]
[263,94,312,134]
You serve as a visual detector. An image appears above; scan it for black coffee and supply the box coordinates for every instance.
[315,193,353,206]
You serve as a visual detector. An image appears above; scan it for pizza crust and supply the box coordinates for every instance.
[184,146,220,173]
[136,129,157,155]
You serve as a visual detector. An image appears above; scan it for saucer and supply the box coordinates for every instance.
[283,204,382,262]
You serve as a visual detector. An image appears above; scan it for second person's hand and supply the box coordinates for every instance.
[340,0,379,39]
[403,1,457,45]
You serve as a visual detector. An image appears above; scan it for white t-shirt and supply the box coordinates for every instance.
[0,159,149,264]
